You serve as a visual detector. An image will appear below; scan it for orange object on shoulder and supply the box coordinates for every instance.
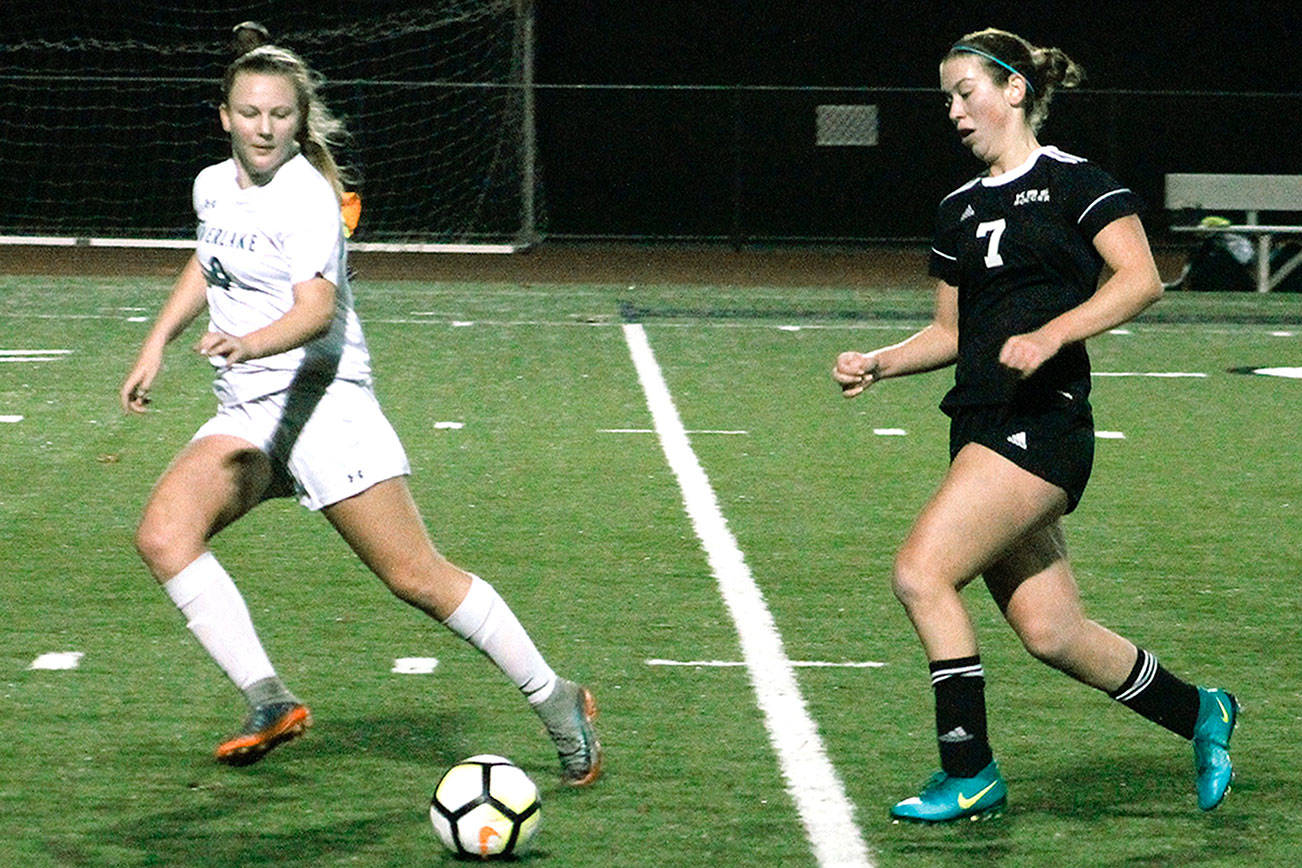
[340,191,361,237]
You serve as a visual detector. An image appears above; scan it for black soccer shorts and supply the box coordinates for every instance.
[946,395,1095,514]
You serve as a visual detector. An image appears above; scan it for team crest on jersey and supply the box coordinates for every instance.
[1013,188,1050,206]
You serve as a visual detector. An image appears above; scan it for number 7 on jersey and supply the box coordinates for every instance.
[977,218,1006,268]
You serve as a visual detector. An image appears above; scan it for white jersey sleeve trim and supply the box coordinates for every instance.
[1077,188,1132,224]
[939,176,983,204]
[1041,145,1087,164]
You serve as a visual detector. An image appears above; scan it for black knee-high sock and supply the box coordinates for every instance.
[931,656,993,777]
[1108,648,1200,739]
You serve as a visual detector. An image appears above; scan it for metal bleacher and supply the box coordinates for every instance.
[1166,173,1302,293]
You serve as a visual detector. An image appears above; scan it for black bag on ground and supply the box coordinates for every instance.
[1174,233,1254,293]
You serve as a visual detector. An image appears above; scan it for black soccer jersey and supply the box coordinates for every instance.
[929,146,1141,410]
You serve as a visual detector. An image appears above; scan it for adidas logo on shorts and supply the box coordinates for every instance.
[1006,431,1028,450]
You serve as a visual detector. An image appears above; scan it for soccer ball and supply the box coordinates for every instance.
[429,754,541,859]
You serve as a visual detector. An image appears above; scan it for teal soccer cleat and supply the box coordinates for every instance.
[890,760,1007,823]
[1193,687,1239,811]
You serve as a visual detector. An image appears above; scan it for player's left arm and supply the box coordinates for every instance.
[195,275,336,365]
[999,214,1162,377]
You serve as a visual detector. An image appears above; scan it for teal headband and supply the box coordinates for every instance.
[952,45,1035,93]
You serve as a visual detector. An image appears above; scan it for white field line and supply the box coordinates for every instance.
[622,323,872,868]
[1,306,1287,339]
[648,658,886,669]
[1092,371,1207,378]
[391,657,440,674]
[0,349,71,363]
[28,651,84,670]
[599,428,748,435]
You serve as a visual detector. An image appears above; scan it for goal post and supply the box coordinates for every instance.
[0,0,540,252]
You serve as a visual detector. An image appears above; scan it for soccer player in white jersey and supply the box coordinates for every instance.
[119,24,601,785]
[832,28,1237,822]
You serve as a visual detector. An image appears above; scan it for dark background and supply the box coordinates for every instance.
[2,1,1299,244]
[537,1,1286,90]
[531,1,1301,243]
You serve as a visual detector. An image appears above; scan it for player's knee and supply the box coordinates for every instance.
[891,548,942,612]
[378,551,450,607]
[1014,615,1077,668]
[133,510,197,577]
[382,565,426,606]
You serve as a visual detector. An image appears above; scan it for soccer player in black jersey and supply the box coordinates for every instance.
[832,28,1238,823]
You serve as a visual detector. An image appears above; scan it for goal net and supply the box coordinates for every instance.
[0,0,539,250]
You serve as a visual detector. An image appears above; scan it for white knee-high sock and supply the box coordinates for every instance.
[163,552,278,692]
[442,575,558,705]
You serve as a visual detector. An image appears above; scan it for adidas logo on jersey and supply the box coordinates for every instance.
[1013,188,1050,206]
[960,204,976,221]
[1006,431,1028,450]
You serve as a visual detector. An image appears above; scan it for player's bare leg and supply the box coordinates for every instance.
[983,524,1135,690]
[136,434,309,765]
[986,524,1238,810]
[889,443,1066,822]
[321,475,471,618]
[135,434,272,582]
[324,477,602,785]
[891,443,1068,661]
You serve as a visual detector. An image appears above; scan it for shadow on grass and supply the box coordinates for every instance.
[1011,752,1269,821]
[80,713,479,867]
[92,805,408,867]
[883,814,1015,865]
[881,752,1287,866]
[299,710,567,787]
[294,711,475,766]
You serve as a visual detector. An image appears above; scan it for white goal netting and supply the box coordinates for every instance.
[0,0,538,248]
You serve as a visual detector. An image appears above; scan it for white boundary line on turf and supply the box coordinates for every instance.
[599,428,749,435]
[28,651,83,670]
[648,658,886,669]
[622,323,873,868]
[1093,371,1207,378]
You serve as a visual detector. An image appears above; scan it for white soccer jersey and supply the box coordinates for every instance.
[193,153,371,404]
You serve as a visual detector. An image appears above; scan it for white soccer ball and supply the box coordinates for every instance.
[429,754,541,859]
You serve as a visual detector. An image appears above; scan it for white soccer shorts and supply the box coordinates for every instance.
[192,378,411,510]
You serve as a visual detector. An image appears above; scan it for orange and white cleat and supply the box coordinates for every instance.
[215,701,312,766]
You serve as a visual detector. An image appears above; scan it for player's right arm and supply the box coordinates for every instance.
[120,254,209,413]
[833,279,959,398]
